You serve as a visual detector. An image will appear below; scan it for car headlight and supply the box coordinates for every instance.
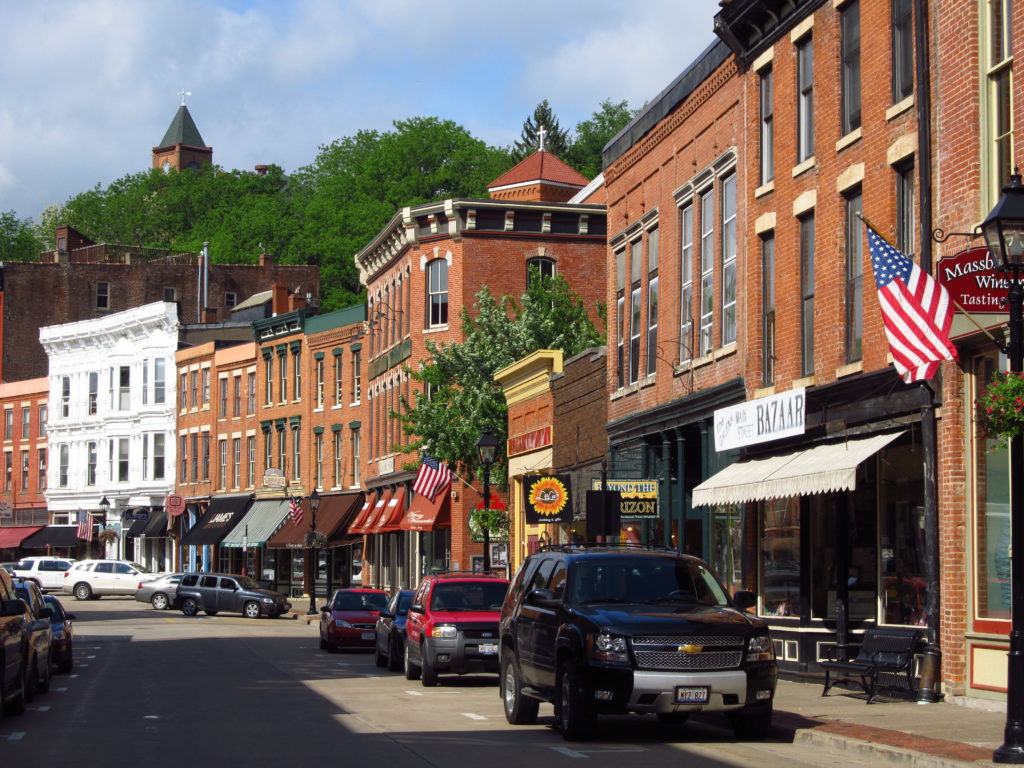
[261,597,273,604]
[335,619,352,628]
[588,633,630,664]
[746,634,775,662]
[429,623,457,638]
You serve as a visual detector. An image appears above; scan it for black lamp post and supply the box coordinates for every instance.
[307,490,321,615]
[983,172,1024,764]
[98,496,109,560]
[476,428,499,573]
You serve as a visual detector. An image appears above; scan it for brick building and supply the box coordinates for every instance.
[0,378,50,558]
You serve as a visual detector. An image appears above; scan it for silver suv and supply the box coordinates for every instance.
[63,559,158,600]
[174,573,291,618]
[13,557,77,591]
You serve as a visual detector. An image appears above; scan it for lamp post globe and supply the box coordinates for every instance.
[476,428,499,573]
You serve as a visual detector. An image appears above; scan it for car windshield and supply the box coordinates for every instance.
[43,595,65,619]
[234,576,261,590]
[569,557,731,607]
[332,591,387,611]
[430,581,508,612]
[396,592,414,614]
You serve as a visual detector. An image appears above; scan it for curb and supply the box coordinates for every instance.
[791,727,996,768]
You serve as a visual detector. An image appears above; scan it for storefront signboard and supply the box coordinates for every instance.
[590,479,658,519]
[713,387,806,452]
[937,246,1008,314]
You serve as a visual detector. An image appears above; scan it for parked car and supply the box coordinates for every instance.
[134,573,183,610]
[0,567,29,715]
[13,556,77,592]
[1,562,17,574]
[404,572,509,687]
[63,559,158,600]
[497,544,777,741]
[11,577,53,699]
[41,594,74,673]
[375,589,415,671]
[174,573,292,618]
[319,588,389,652]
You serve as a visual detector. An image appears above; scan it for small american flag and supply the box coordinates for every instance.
[289,497,304,527]
[76,509,93,542]
[412,454,452,501]
[867,225,959,383]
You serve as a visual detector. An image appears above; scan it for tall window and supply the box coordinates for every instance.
[4,453,11,491]
[844,189,864,363]
[119,366,131,410]
[352,350,362,403]
[201,368,210,407]
[629,239,642,383]
[88,372,98,415]
[179,373,188,410]
[291,425,301,480]
[759,66,774,185]
[247,372,256,414]
[96,281,110,310]
[118,437,129,482]
[202,433,210,481]
[721,175,737,345]
[38,405,46,438]
[615,249,625,388]
[219,440,228,490]
[154,358,166,404]
[233,375,241,417]
[278,352,287,403]
[191,434,199,483]
[4,410,11,441]
[891,0,913,102]
[293,351,302,401]
[264,429,272,471]
[646,228,659,376]
[37,448,46,490]
[61,376,70,418]
[264,355,273,405]
[153,433,165,481]
[247,435,256,486]
[87,441,97,486]
[219,377,228,419]
[19,451,27,491]
[762,234,776,386]
[840,0,861,136]
[190,370,198,409]
[896,160,916,255]
[986,0,1013,205]
[527,257,555,287]
[796,35,814,162]
[679,207,694,363]
[316,358,324,409]
[277,427,287,476]
[20,408,29,440]
[699,188,715,355]
[427,259,449,327]
[232,438,241,489]
[142,360,149,406]
[333,431,342,487]
[315,432,324,489]
[180,435,188,483]
[59,444,69,487]
[800,213,816,377]
[351,427,361,486]
[333,354,343,404]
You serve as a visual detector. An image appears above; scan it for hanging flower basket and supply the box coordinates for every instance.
[305,531,329,549]
[979,370,1024,441]
[97,528,119,545]
[469,498,509,542]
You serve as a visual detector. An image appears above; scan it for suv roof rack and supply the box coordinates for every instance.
[537,541,689,555]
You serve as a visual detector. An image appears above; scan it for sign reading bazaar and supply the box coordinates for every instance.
[523,475,573,525]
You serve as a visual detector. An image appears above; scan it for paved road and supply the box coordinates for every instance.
[1,596,878,767]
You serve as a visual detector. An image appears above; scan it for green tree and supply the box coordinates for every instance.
[0,210,43,261]
[511,100,571,162]
[566,98,637,180]
[399,274,603,482]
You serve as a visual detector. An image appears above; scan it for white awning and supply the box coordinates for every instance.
[691,432,904,507]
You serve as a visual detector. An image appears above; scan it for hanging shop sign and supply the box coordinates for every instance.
[523,474,573,525]
[590,479,658,519]
[937,246,1008,314]
[713,387,806,452]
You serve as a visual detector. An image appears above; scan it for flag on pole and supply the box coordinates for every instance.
[289,497,304,526]
[412,454,452,501]
[866,224,959,383]
[76,509,93,542]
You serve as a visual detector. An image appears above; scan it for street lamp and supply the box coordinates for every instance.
[476,428,499,574]
[97,496,109,559]
[983,172,1024,764]
[307,490,321,615]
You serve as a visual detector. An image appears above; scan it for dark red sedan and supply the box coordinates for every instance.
[319,588,389,652]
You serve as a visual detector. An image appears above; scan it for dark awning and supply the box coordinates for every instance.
[180,494,252,547]
[21,525,89,549]
[266,493,364,549]
[125,517,149,538]
[0,526,44,549]
[141,509,168,537]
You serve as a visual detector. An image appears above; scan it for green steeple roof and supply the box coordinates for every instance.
[158,105,206,148]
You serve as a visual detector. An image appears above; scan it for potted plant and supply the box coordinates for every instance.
[97,527,119,546]
[469,498,509,542]
[305,531,328,549]
[979,370,1024,442]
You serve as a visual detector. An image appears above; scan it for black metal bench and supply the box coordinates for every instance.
[820,627,921,704]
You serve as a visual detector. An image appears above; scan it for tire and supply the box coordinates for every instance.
[730,705,773,740]
[5,661,26,715]
[243,601,262,619]
[387,636,404,673]
[57,641,73,674]
[181,597,200,616]
[73,582,92,601]
[656,712,689,725]
[403,640,421,681]
[319,636,327,650]
[558,661,595,741]
[501,653,539,725]
[420,646,438,687]
[205,611,219,616]
[151,593,169,610]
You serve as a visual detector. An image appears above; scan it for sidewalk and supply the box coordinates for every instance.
[772,678,1004,767]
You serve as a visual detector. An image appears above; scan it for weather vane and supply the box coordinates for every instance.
[178,89,192,106]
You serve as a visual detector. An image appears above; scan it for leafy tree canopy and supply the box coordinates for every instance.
[566,98,639,181]
[0,210,43,261]
[511,100,571,163]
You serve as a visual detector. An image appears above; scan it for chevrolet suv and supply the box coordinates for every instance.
[404,572,509,687]
[498,545,777,741]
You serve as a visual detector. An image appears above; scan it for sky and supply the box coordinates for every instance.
[0,0,720,223]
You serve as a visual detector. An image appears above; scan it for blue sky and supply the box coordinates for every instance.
[0,0,719,223]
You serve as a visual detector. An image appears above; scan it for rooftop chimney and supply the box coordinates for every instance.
[271,283,290,316]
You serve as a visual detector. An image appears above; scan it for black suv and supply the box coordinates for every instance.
[0,566,30,717]
[498,545,777,741]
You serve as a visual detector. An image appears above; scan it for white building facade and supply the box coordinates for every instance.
[40,302,178,571]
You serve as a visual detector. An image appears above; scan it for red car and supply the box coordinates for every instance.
[319,588,389,652]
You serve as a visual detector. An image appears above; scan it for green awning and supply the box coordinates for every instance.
[220,499,290,548]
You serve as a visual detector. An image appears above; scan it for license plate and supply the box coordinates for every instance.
[361,632,375,640]
[478,643,498,655]
[674,686,709,704]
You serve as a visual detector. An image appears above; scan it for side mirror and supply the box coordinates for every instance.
[525,588,559,608]
[733,590,757,610]
[319,605,329,612]
[39,607,53,620]
[378,610,394,620]
[410,603,424,614]
[65,613,76,621]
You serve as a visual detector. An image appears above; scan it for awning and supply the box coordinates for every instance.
[0,526,44,549]
[220,499,290,548]
[362,490,393,534]
[140,509,168,538]
[691,432,905,507]
[179,494,253,547]
[125,517,149,538]
[378,488,408,533]
[265,492,364,549]
[347,492,378,535]
[400,491,451,532]
[21,525,88,549]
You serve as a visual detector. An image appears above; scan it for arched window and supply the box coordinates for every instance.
[427,259,448,327]
[527,257,555,287]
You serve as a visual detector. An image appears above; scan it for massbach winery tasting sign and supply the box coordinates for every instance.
[937,246,1009,314]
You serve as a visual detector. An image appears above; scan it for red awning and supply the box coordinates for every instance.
[363,490,393,534]
[400,489,451,532]
[347,492,378,535]
[0,526,44,549]
[378,488,408,533]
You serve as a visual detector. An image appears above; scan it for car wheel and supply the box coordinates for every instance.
[403,640,421,681]
[151,593,169,610]
[374,636,387,668]
[205,611,219,616]
[4,661,26,715]
[730,704,773,740]
[501,653,539,725]
[388,635,404,673]
[421,646,438,687]
[57,642,73,674]
[181,597,200,616]
[558,661,595,741]
[243,601,262,619]
[73,582,92,601]
[656,712,689,725]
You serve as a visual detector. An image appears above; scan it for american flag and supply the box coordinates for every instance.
[867,225,959,383]
[76,509,93,542]
[412,454,452,501]
[289,497,304,527]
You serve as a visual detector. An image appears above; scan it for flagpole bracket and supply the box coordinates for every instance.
[931,226,983,244]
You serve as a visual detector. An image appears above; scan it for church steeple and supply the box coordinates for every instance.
[152,93,213,172]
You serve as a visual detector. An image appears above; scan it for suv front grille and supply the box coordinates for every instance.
[632,635,744,671]
[462,624,499,640]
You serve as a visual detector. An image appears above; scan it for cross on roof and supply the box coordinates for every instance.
[538,125,547,152]
[178,89,192,106]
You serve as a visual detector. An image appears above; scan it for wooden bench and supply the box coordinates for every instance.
[820,627,921,704]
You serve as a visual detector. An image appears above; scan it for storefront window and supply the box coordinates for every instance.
[711,505,744,594]
[761,498,800,617]
[879,437,927,626]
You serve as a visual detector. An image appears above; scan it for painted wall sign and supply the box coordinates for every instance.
[508,426,553,457]
[937,246,1008,314]
[714,387,806,452]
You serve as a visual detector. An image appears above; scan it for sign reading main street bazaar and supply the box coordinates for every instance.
[713,387,806,452]
[937,246,1008,314]
[590,479,658,519]
[524,474,573,524]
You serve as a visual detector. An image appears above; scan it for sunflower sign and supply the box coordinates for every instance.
[523,475,573,524]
